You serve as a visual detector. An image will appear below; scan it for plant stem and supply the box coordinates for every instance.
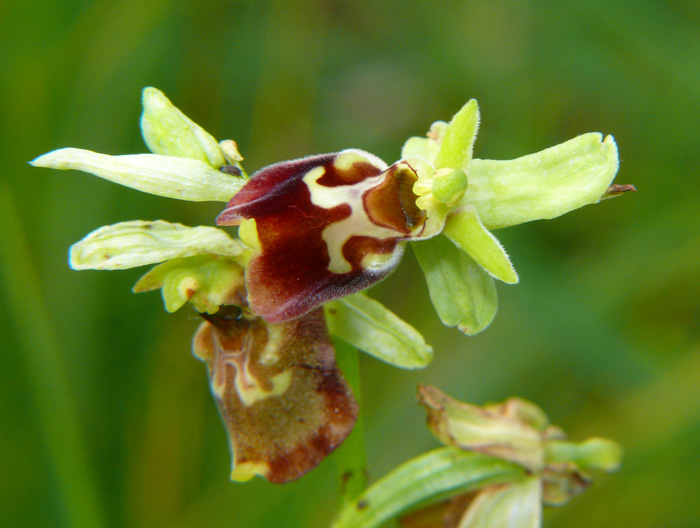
[332,337,368,507]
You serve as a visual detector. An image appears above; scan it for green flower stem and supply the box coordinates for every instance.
[332,337,368,507]
[0,184,104,528]
[331,448,525,528]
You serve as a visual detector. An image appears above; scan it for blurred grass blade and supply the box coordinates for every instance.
[413,235,497,335]
[331,447,524,528]
[0,184,104,528]
[324,293,433,369]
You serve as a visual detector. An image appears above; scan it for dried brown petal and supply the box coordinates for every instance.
[193,306,358,483]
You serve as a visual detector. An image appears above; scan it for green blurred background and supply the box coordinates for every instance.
[2,1,699,527]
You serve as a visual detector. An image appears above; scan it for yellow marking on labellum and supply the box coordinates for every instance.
[235,369,292,407]
[259,324,285,365]
[333,149,387,172]
[230,461,270,482]
[360,249,401,271]
[303,154,415,274]
[210,328,292,406]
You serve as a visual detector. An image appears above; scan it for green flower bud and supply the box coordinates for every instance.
[141,87,226,168]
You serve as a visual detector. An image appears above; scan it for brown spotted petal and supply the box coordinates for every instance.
[193,305,358,484]
[217,150,427,322]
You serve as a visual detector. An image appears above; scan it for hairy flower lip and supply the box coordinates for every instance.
[216,150,441,323]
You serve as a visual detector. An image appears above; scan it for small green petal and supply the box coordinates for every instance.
[412,235,497,335]
[70,220,245,270]
[434,99,480,170]
[141,87,226,168]
[324,293,433,369]
[545,438,623,473]
[31,148,242,202]
[443,205,518,284]
[134,255,244,313]
[331,447,525,528]
[458,477,541,528]
[431,167,468,207]
[464,133,619,229]
[400,121,448,162]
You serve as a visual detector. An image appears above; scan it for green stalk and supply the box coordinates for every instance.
[332,336,368,507]
[0,184,104,528]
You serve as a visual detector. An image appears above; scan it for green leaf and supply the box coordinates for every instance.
[70,220,245,270]
[443,205,518,284]
[141,87,226,168]
[331,447,525,528]
[434,99,480,170]
[458,477,541,528]
[412,235,498,335]
[31,148,242,202]
[324,293,433,369]
[133,255,244,313]
[464,133,619,229]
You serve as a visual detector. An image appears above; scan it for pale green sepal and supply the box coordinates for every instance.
[69,220,245,270]
[331,447,525,528]
[443,205,518,284]
[434,99,480,170]
[324,293,433,369]
[141,87,226,168]
[31,149,242,202]
[457,477,541,528]
[133,255,244,313]
[464,133,619,229]
[400,121,448,162]
[412,235,497,335]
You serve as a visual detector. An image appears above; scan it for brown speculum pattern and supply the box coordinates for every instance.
[217,149,427,322]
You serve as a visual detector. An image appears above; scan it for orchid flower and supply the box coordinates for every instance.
[215,99,631,332]
[31,88,431,483]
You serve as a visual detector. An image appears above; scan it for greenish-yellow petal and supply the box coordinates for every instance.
[70,220,245,270]
[400,121,448,162]
[464,133,619,229]
[134,255,245,313]
[443,205,518,284]
[324,293,433,369]
[31,148,242,202]
[434,99,480,170]
[141,87,226,168]
[412,235,497,335]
